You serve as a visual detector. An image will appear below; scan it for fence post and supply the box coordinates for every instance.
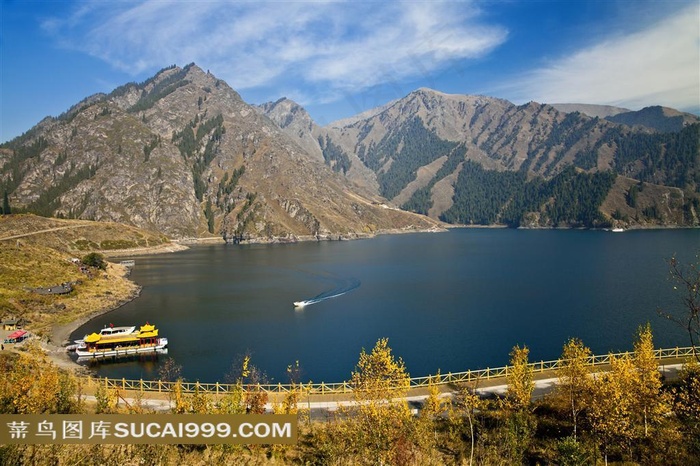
[122,378,125,391]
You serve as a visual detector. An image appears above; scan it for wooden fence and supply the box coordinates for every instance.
[85,346,698,396]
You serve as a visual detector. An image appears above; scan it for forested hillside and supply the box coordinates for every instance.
[261,88,699,228]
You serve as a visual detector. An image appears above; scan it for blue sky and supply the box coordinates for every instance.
[2,0,698,142]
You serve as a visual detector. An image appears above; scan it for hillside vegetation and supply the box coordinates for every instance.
[0,327,698,465]
[0,214,168,338]
[260,89,700,229]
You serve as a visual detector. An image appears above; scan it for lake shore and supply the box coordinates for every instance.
[40,242,195,372]
[38,228,445,372]
[231,224,448,244]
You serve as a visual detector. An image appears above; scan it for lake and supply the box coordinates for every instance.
[72,228,699,384]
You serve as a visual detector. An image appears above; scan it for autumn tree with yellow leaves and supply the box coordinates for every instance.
[505,344,537,464]
[631,323,668,439]
[348,338,413,464]
[414,371,446,453]
[586,354,636,465]
[557,337,592,440]
[506,344,534,411]
[307,338,422,465]
[0,344,81,414]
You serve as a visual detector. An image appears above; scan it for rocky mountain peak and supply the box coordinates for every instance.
[1,64,439,240]
[257,97,312,130]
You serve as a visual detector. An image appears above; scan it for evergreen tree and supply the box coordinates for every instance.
[2,190,10,215]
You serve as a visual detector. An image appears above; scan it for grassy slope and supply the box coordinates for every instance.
[0,214,168,339]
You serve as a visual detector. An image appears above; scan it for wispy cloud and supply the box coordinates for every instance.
[43,1,507,102]
[496,4,700,112]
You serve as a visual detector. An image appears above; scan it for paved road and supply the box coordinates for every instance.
[81,364,685,416]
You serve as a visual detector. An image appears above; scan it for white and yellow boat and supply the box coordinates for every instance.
[75,323,168,360]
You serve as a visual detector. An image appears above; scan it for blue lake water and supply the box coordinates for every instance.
[72,228,699,384]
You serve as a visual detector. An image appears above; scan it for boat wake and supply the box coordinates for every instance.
[294,276,360,308]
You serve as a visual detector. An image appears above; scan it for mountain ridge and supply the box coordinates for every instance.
[1,64,440,240]
[259,87,699,228]
[3,66,698,236]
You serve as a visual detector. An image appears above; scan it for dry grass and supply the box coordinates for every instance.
[0,214,170,254]
[0,215,156,339]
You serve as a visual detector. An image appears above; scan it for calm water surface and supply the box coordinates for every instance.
[72,229,699,383]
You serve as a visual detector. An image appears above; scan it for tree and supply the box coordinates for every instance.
[2,190,10,215]
[507,345,534,411]
[557,338,592,439]
[82,252,106,270]
[660,255,700,362]
[348,338,413,464]
[224,352,268,414]
[586,354,636,465]
[0,344,80,414]
[272,361,303,415]
[632,323,666,438]
[556,436,590,466]
[415,372,446,454]
[505,345,536,464]
[158,357,182,383]
[672,362,700,455]
[158,357,183,409]
[450,377,486,466]
[351,338,410,401]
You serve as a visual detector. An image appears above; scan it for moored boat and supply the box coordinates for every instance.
[71,324,137,349]
[75,323,168,360]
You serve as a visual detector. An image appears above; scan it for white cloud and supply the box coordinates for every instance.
[42,0,507,102]
[499,4,700,111]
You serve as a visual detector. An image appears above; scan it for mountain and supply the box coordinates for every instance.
[0,64,439,240]
[4,67,697,236]
[550,103,630,119]
[605,106,700,133]
[260,88,699,228]
[254,98,379,192]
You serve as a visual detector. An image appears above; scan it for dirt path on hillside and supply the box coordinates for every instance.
[0,224,93,241]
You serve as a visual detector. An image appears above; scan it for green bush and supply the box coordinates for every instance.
[81,252,106,270]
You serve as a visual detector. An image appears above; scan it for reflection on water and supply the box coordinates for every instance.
[73,229,698,384]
